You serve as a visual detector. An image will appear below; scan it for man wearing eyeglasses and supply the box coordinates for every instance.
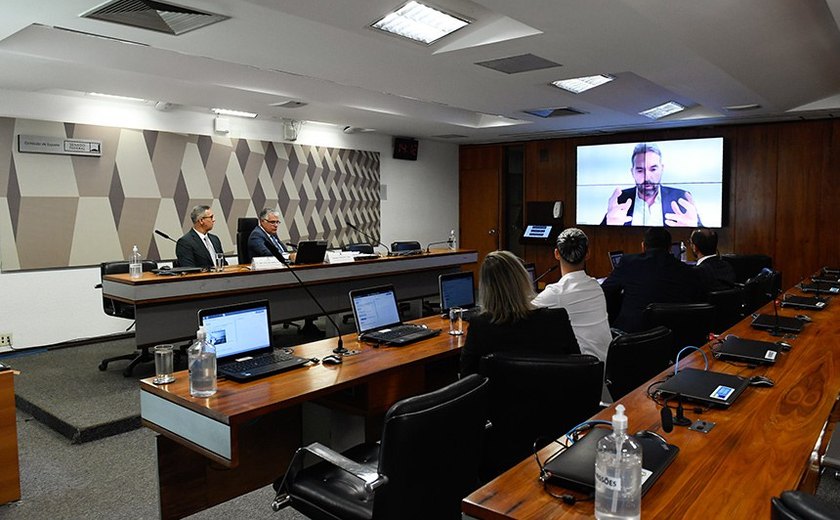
[175,204,227,269]
[248,208,288,260]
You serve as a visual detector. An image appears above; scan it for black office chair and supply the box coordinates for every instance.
[344,242,374,254]
[742,268,782,315]
[96,260,158,376]
[643,302,715,361]
[272,374,490,520]
[605,326,674,401]
[478,352,603,480]
[707,287,745,334]
[771,490,840,519]
[720,253,773,284]
[236,217,259,264]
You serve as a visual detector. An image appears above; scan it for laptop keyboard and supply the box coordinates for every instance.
[373,325,425,341]
[223,350,298,373]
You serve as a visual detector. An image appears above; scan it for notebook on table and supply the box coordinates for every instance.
[292,240,328,264]
[439,272,480,320]
[542,428,679,495]
[713,336,780,365]
[780,295,827,311]
[750,314,806,334]
[657,368,750,408]
[198,300,311,382]
[350,285,441,345]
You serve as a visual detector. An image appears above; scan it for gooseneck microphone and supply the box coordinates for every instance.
[425,239,451,253]
[263,239,351,355]
[766,291,783,337]
[534,264,560,283]
[155,229,178,243]
[347,222,391,256]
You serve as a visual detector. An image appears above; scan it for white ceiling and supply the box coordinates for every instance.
[2,0,840,144]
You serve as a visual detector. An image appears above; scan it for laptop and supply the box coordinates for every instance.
[349,285,441,345]
[657,368,750,408]
[198,300,311,382]
[780,295,828,311]
[439,272,480,320]
[542,428,679,495]
[800,281,840,295]
[750,314,806,334]
[524,263,538,291]
[713,335,780,365]
[292,240,328,264]
[670,242,682,260]
[153,266,204,275]
[811,274,840,285]
[608,250,624,270]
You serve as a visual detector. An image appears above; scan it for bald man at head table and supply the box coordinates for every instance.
[175,205,228,269]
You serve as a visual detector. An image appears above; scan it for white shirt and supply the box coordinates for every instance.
[632,187,663,226]
[532,270,612,361]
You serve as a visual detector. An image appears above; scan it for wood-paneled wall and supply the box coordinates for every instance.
[461,119,840,288]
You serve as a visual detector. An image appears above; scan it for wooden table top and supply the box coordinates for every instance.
[140,314,465,426]
[463,282,840,519]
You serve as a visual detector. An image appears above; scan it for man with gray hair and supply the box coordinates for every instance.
[176,204,227,269]
[532,227,611,361]
[248,208,288,260]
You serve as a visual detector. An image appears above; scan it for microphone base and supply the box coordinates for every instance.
[673,417,692,427]
[332,347,361,356]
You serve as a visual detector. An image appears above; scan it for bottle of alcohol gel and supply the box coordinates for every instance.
[188,326,217,398]
[595,404,642,519]
[129,245,142,279]
[448,229,457,251]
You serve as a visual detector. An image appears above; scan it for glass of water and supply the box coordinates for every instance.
[152,344,175,384]
[449,308,464,336]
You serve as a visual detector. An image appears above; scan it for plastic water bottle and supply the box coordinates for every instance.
[129,245,142,279]
[188,326,217,398]
[680,241,687,263]
[448,229,457,251]
[595,404,642,520]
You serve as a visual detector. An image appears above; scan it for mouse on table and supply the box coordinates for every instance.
[749,375,775,387]
[321,354,343,365]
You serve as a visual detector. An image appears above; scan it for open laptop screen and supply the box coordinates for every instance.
[199,301,272,360]
[609,250,623,270]
[440,272,475,312]
[351,286,402,334]
[524,263,538,291]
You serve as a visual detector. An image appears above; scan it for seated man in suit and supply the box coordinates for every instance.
[247,208,289,260]
[602,143,702,227]
[532,228,611,362]
[175,205,227,269]
[690,227,736,291]
[601,227,704,332]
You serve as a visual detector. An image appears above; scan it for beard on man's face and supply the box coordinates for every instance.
[636,181,659,197]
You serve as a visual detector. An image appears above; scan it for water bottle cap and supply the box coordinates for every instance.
[196,325,206,340]
[612,404,628,430]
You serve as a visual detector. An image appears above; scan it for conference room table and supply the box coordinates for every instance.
[463,276,840,519]
[140,313,469,519]
[103,248,476,348]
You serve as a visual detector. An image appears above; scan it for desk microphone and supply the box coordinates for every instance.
[155,229,178,243]
[263,239,353,356]
[534,264,560,283]
[766,291,783,337]
[425,239,451,253]
[347,222,391,256]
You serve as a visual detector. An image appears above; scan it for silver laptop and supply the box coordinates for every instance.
[439,272,479,319]
[349,285,441,345]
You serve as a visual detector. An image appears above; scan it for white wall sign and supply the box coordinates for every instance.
[18,134,102,157]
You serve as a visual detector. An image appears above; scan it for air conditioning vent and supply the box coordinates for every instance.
[523,107,586,118]
[82,0,229,35]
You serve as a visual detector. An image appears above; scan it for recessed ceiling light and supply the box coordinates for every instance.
[639,101,685,119]
[550,74,614,94]
[88,92,146,103]
[211,108,258,118]
[371,1,470,45]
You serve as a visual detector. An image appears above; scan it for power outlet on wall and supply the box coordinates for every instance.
[0,333,11,347]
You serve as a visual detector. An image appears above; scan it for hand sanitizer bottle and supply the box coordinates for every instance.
[188,326,217,398]
[129,245,142,279]
[448,229,457,251]
[595,404,642,520]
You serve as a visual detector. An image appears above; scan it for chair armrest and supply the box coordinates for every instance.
[302,442,389,494]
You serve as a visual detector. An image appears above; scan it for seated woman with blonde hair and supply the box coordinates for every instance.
[460,250,580,375]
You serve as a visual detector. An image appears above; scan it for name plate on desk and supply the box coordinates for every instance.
[251,256,286,270]
[325,251,356,264]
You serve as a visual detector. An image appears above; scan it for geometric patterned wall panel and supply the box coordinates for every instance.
[0,117,380,270]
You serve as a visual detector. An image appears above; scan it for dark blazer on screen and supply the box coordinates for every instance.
[460,307,580,376]
[175,229,225,268]
[600,186,701,227]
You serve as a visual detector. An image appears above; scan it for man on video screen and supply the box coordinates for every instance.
[601,143,701,227]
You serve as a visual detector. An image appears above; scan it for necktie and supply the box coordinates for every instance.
[270,235,284,252]
[204,236,216,258]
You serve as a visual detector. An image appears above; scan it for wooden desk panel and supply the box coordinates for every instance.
[0,370,20,505]
[463,286,840,519]
[104,249,476,347]
[141,314,465,519]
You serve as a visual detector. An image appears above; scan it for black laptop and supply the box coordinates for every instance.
[153,266,204,275]
[750,314,806,334]
[439,272,480,320]
[657,368,750,408]
[292,240,328,264]
[198,300,311,382]
[349,285,441,345]
[608,250,624,270]
[800,281,840,295]
[812,274,840,284]
[713,335,780,365]
[780,295,828,311]
[543,428,679,495]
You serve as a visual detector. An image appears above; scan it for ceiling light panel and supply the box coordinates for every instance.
[212,108,258,118]
[639,101,685,119]
[551,74,614,93]
[371,1,470,45]
[88,92,147,102]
